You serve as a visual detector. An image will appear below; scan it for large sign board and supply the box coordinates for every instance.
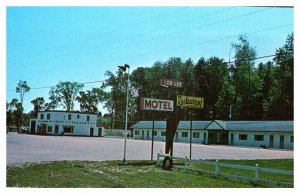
[160,79,183,88]
[140,97,174,111]
[177,95,204,109]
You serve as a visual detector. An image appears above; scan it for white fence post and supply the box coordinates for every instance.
[184,156,188,172]
[156,153,160,166]
[215,160,219,177]
[254,164,259,183]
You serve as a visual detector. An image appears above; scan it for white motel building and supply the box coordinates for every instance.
[29,111,101,137]
[131,120,294,149]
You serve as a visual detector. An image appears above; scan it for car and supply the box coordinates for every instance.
[18,127,29,134]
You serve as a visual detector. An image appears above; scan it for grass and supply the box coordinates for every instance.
[6,159,293,188]
[173,159,293,186]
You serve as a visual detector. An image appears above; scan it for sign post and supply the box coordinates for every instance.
[159,79,183,156]
[151,120,155,161]
[177,95,204,159]
[140,97,174,160]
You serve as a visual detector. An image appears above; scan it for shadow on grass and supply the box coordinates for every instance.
[117,160,156,167]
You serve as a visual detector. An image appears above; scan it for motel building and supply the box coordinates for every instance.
[131,120,293,149]
[29,111,101,137]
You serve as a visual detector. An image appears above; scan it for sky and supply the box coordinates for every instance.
[6,6,294,114]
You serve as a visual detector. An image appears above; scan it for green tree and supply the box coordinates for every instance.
[76,88,107,113]
[49,81,83,111]
[31,97,45,117]
[266,33,294,120]
[14,102,23,132]
[231,35,257,120]
[16,80,30,106]
[15,80,30,130]
[6,99,18,130]
[102,70,133,129]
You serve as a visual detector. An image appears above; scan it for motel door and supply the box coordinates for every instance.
[55,125,59,134]
[142,131,144,139]
[90,128,94,137]
[280,135,284,149]
[269,135,274,148]
[147,131,149,139]
[230,134,234,146]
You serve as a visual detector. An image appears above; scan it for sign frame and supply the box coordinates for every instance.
[140,97,174,112]
[160,79,183,88]
[177,95,204,109]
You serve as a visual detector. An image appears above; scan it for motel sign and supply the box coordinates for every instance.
[140,97,174,112]
[160,79,183,88]
[177,95,204,109]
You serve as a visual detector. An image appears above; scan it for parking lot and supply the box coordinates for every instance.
[6,132,293,165]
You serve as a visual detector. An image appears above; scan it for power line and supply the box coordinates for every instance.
[12,7,189,60]
[14,7,269,69]
[9,23,293,76]
[7,51,293,93]
[224,54,277,64]
[7,80,105,92]
[12,7,234,69]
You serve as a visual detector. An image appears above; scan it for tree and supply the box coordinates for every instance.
[6,99,18,130]
[16,80,30,106]
[76,88,107,113]
[15,80,30,130]
[265,33,294,120]
[14,103,23,132]
[49,81,83,111]
[31,97,45,117]
[231,35,257,120]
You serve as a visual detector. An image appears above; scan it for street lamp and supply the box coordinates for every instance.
[118,64,130,163]
[229,104,235,120]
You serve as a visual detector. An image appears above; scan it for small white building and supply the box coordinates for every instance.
[29,111,100,137]
[131,120,294,149]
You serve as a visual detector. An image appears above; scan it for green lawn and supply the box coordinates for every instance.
[6,159,293,188]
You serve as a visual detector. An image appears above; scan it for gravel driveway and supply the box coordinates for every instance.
[6,132,293,165]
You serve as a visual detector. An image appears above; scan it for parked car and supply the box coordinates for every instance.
[18,127,29,134]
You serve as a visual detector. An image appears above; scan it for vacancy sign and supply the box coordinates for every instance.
[160,79,183,88]
[140,97,174,111]
[177,95,204,109]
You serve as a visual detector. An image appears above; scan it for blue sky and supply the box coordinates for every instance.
[6,6,294,114]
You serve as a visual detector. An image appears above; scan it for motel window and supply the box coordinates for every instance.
[291,136,294,143]
[68,114,72,120]
[182,132,188,138]
[77,115,80,119]
[63,126,73,133]
[40,114,44,120]
[161,132,166,136]
[135,131,139,135]
[47,113,51,120]
[193,132,199,138]
[87,115,90,122]
[153,131,157,136]
[47,126,52,133]
[254,135,264,141]
[239,134,248,140]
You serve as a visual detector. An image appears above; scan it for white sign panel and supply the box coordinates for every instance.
[140,97,174,112]
[160,79,183,88]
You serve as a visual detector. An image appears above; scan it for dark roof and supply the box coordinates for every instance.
[130,121,166,129]
[38,110,97,115]
[177,121,211,130]
[130,120,293,132]
[226,121,293,132]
